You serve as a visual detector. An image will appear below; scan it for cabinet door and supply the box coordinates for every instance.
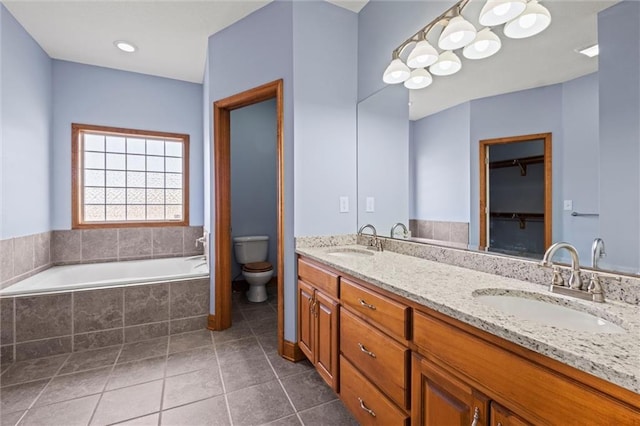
[490,402,531,426]
[412,354,489,426]
[315,290,339,391]
[297,280,315,363]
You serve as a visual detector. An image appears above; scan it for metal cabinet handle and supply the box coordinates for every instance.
[358,343,376,358]
[471,407,480,426]
[358,397,376,417]
[359,299,376,310]
[497,423,503,426]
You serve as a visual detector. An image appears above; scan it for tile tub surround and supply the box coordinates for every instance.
[296,245,640,394]
[0,290,356,426]
[0,278,209,363]
[0,226,204,290]
[0,232,52,291]
[409,219,470,244]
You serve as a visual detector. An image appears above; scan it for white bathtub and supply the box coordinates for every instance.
[0,256,210,297]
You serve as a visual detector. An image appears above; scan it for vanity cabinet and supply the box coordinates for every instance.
[297,258,339,391]
[339,276,411,424]
[412,309,640,425]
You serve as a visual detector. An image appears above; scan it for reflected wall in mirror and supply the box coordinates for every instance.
[356,0,640,274]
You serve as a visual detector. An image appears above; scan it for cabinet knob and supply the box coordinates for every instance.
[471,407,480,426]
[358,342,376,358]
[359,299,376,310]
[358,397,376,417]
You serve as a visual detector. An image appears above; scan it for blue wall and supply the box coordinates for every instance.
[411,102,470,222]
[293,1,358,236]
[207,1,295,336]
[1,5,52,239]
[598,1,640,273]
[206,1,358,341]
[231,99,278,279]
[51,60,204,230]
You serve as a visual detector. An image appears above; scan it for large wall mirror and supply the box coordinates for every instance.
[357,0,640,274]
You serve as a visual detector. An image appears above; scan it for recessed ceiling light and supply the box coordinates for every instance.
[578,44,599,58]
[114,41,137,53]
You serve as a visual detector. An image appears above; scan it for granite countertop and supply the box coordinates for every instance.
[296,245,640,394]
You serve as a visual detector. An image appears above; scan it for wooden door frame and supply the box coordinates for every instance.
[479,132,552,250]
[210,79,287,357]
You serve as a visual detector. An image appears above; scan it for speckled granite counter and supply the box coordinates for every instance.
[296,245,640,394]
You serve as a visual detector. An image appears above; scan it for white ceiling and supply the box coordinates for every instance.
[2,0,368,84]
[408,1,617,120]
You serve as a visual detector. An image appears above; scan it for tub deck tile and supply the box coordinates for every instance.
[74,288,124,333]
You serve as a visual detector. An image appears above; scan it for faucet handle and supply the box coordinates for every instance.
[588,273,605,303]
[551,267,564,287]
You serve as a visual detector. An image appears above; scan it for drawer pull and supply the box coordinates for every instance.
[358,343,376,358]
[358,299,376,310]
[358,397,376,417]
[471,407,480,426]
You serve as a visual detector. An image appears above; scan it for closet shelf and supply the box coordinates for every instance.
[489,155,544,176]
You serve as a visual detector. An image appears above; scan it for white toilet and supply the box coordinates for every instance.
[233,235,273,303]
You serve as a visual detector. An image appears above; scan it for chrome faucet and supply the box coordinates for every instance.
[588,238,606,303]
[358,224,383,251]
[540,242,583,290]
[591,238,606,269]
[390,222,409,239]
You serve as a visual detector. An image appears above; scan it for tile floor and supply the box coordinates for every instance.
[0,288,357,426]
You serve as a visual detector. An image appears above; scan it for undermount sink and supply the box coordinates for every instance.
[326,248,374,258]
[473,290,626,334]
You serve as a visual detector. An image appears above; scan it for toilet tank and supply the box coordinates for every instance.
[233,236,269,264]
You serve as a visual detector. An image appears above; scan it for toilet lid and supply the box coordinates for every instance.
[243,262,273,273]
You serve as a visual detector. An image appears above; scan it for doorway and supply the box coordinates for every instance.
[211,80,288,357]
[479,133,552,256]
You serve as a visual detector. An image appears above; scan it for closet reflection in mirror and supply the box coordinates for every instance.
[356,1,640,274]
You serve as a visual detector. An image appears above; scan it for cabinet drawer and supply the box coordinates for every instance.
[340,277,410,340]
[341,308,410,409]
[298,258,339,298]
[413,310,640,425]
[340,356,409,426]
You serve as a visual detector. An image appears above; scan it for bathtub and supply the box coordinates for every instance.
[0,256,210,363]
[0,256,209,297]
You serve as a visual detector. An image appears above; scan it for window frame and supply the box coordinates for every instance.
[71,123,190,229]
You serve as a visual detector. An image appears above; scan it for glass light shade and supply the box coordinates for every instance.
[404,68,433,90]
[504,0,551,39]
[429,51,462,76]
[383,58,410,84]
[438,16,477,50]
[463,28,502,59]
[479,0,527,26]
[407,40,439,68]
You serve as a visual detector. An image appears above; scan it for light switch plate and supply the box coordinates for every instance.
[564,200,573,211]
[339,196,349,213]
[366,197,375,212]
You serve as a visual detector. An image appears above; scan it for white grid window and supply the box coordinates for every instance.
[72,124,189,228]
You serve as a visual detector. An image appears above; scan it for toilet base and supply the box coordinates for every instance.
[247,284,268,303]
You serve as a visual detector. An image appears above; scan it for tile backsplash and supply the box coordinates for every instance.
[409,219,469,245]
[1,226,204,289]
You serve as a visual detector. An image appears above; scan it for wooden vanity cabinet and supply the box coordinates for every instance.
[339,276,412,423]
[297,258,339,391]
[411,353,489,426]
[412,309,640,425]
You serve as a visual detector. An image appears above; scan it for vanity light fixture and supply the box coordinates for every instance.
[578,44,599,58]
[382,0,551,88]
[114,40,137,53]
[503,0,551,39]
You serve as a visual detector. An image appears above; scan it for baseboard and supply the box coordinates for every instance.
[282,339,306,362]
[207,314,216,331]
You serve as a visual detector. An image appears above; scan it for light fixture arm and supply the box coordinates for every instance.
[390,0,472,60]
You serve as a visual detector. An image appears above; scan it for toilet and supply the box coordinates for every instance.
[233,235,273,302]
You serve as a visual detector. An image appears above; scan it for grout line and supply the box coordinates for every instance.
[12,297,16,363]
[70,293,75,353]
[87,341,125,425]
[24,351,72,412]
[157,322,171,426]
[212,328,233,426]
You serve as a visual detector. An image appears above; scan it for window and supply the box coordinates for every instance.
[72,123,189,228]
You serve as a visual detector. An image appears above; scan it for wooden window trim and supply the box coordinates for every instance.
[71,123,190,229]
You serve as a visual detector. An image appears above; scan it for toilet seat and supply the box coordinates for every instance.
[243,262,273,273]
